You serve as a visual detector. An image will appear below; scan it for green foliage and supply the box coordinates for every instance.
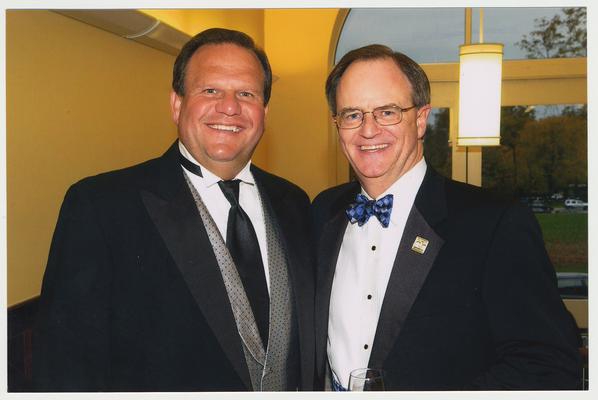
[483,106,537,197]
[424,108,451,178]
[483,108,587,197]
[516,7,586,59]
[562,104,587,118]
[517,115,587,194]
[561,8,587,57]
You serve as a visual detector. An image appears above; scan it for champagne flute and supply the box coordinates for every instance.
[348,368,385,391]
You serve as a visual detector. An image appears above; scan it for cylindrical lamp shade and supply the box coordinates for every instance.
[457,43,503,146]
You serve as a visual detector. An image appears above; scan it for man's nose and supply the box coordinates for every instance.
[359,112,380,138]
[215,92,241,116]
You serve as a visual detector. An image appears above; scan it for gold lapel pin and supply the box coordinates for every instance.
[411,236,429,254]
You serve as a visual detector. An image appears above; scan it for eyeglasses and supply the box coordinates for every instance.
[334,105,417,129]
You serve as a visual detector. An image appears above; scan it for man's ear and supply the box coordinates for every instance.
[416,104,432,139]
[170,90,182,124]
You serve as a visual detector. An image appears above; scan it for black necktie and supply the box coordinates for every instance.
[218,179,270,348]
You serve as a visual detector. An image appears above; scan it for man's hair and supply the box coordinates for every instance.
[172,28,272,105]
[325,44,431,114]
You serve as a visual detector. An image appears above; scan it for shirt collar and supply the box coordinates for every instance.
[360,158,427,225]
[178,141,255,188]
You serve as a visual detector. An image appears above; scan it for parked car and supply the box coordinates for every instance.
[556,272,588,299]
[564,198,588,210]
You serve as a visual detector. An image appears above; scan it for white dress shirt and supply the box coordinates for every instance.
[178,141,270,292]
[327,158,427,388]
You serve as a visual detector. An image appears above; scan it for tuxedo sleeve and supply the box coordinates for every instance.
[466,204,582,389]
[33,181,112,391]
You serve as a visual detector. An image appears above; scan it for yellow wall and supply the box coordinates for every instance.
[6,10,178,305]
[264,9,340,198]
[6,9,340,305]
[141,9,264,46]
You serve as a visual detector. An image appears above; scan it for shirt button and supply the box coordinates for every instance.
[364,344,369,350]
[371,245,376,251]
[367,294,372,300]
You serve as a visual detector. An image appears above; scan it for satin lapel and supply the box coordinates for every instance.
[369,168,447,369]
[140,145,251,389]
[314,191,355,379]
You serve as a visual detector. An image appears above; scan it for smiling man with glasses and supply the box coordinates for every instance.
[312,44,581,391]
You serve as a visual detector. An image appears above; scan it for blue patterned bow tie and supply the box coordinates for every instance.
[346,193,394,228]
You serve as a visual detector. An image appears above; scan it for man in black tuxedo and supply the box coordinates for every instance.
[33,28,314,391]
[312,44,581,390]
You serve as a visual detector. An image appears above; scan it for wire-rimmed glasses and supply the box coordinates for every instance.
[334,104,417,129]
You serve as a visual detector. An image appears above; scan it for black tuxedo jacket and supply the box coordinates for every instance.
[33,142,315,391]
[312,166,581,390]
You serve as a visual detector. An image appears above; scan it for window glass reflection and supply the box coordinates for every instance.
[336,8,464,64]
[482,104,587,273]
[336,7,586,64]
